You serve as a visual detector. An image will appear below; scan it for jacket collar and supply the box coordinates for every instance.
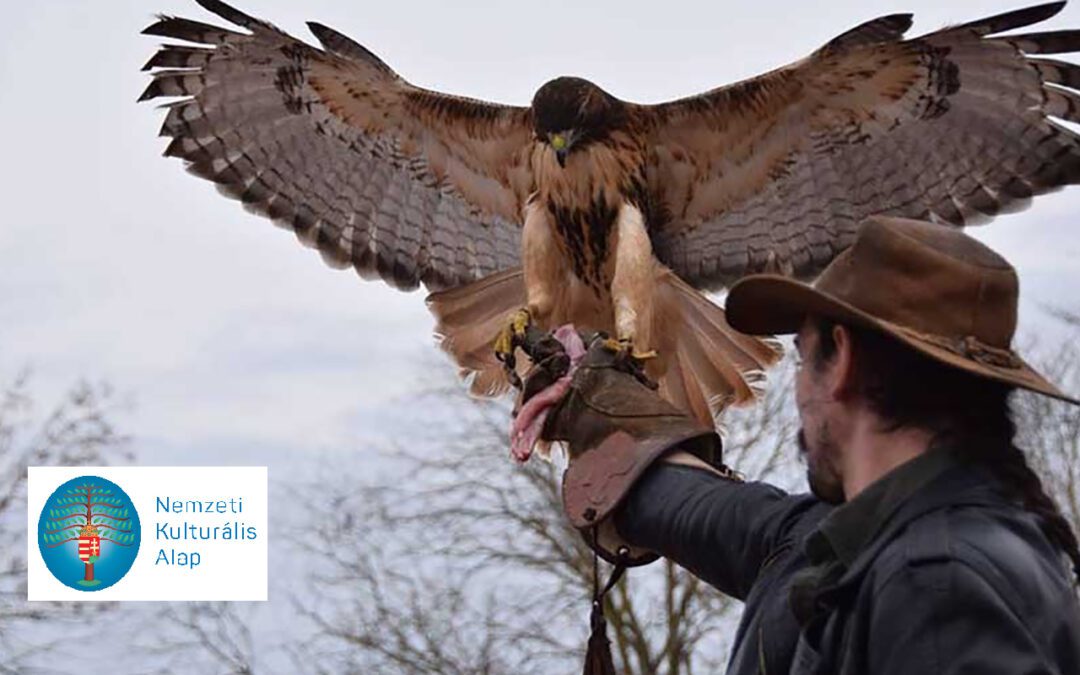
[815,443,960,569]
[818,448,1007,592]
[790,443,1008,629]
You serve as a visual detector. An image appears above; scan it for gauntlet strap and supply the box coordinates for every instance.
[583,527,628,675]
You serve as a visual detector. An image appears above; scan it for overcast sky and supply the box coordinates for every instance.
[3,0,1080,467]
[4,0,1080,671]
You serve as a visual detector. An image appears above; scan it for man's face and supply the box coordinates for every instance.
[794,321,846,504]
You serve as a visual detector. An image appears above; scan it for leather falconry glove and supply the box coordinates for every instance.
[512,326,728,566]
[510,326,731,675]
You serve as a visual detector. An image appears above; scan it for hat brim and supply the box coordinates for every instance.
[726,274,1080,406]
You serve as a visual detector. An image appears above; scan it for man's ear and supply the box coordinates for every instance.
[826,324,857,401]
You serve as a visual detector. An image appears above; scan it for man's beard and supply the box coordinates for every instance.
[797,427,845,504]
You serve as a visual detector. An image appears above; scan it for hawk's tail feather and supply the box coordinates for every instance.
[426,266,782,433]
[653,269,782,429]
[426,268,525,397]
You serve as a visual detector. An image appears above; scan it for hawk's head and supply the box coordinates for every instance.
[531,77,627,167]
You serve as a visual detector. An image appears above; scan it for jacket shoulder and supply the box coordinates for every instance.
[873,503,1077,627]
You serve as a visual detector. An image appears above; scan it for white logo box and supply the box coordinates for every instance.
[28,466,268,601]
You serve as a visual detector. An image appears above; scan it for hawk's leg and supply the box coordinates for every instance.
[496,203,563,380]
[609,203,657,361]
[521,202,560,327]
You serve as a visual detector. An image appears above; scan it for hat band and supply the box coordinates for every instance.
[893,326,1023,370]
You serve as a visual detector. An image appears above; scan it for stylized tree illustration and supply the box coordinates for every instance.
[41,481,135,586]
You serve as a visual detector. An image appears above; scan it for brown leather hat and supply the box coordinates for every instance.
[726,216,1078,405]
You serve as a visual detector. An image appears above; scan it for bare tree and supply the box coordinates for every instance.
[1044,305,1080,328]
[19,318,1079,675]
[35,323,1080,675]
[283,358,801,674]
[0,371,130,672]
[1015,325,1080,545]
[140,602,258,675]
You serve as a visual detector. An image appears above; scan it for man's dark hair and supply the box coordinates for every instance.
[812,318,1080,582]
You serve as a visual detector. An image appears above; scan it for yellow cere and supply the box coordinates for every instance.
[550,134,567,150]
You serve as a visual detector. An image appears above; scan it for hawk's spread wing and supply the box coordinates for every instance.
[141,0,534,291]
[641,3,1080,290]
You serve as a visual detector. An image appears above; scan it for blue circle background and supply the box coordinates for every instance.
[38,475,141,591]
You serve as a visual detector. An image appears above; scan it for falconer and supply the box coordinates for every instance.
[518,216,1080,674]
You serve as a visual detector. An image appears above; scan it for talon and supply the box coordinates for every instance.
[511,308,532,336]
[494,328,513,360]
[601,337,659,365]
[601,337,628,354]
[495,308,533,360]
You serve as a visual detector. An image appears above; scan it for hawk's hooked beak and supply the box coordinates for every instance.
[555,147,569,168]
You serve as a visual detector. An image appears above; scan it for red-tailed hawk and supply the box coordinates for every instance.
[142,1,1080,435]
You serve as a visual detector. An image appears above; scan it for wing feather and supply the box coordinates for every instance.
[141,0,534,291]
[640,2,1080,289]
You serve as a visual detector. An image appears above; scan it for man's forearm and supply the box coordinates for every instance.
[613,451,808,600]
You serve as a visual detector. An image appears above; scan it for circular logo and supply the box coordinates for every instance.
[37,476,141,591]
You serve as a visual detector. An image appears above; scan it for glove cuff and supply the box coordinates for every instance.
[562,428,721,566]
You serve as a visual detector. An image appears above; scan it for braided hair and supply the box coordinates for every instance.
[813,319,1080,583]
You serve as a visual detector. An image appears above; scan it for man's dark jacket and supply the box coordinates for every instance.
[614,445,1080,674]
